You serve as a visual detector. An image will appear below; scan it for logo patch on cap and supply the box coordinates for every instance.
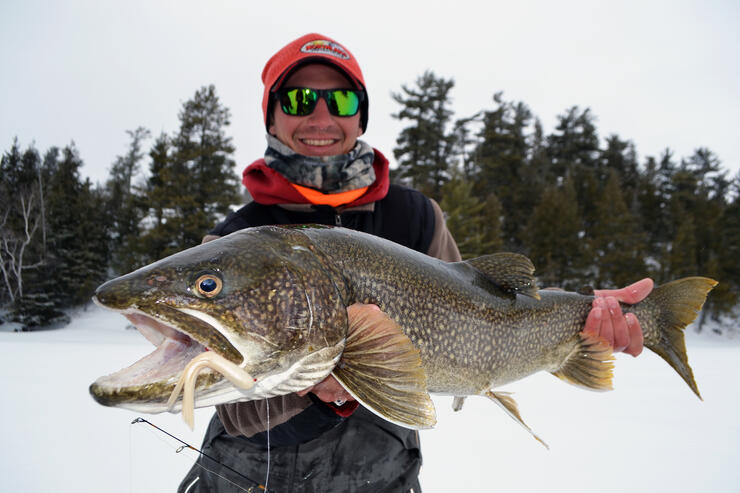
[300,40,350,60]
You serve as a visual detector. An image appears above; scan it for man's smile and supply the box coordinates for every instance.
[300,138,338,147]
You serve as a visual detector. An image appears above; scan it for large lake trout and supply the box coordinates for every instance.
[90,225,716,445]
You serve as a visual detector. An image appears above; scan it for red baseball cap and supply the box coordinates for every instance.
[261,33,369,132]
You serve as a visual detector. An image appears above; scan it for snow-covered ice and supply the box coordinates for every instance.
[1,304,738,492]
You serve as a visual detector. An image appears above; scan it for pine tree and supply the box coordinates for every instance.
[134,87,240,261]
[1,143,71,328]
[547,107,601,235]
[106,127,151,273]
[714,173,740,319]
[523,178,584,289]
[636,156,665,267]
[602,134,639,207]
[472,93,535,250]
[449,113,482,179]
[43,145,110,307]
[137,133,178,261]
[439,172,502,259]
[0,140,45,307]
[167,85,240,249]
[590,171,647,287]
[392,71,456,201]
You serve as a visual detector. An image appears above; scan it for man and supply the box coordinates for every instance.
[179,33,650,493]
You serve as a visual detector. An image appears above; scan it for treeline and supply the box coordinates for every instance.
[1,76,738,332]
[391,71,739,329]
[1,85,240,329]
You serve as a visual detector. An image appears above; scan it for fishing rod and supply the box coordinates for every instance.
[131,417,266,492]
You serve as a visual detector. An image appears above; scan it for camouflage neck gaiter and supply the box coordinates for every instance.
[264,134,376,193]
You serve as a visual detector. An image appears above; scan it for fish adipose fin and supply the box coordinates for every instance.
[464,253,540,299]
[485,390,549,449]
[332,304,436,429]
[634,276,717,400]
[552,333,615,391]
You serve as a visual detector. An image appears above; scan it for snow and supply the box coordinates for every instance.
[1,304,739,492]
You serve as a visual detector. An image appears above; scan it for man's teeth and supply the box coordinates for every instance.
[302,139,335,146]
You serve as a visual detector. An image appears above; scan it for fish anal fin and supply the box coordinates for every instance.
[464,253,540,299]
[485,390,549,449]
[332,304,436,429]
[552,333,614,391]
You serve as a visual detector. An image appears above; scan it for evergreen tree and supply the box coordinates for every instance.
[636,156,666,268]
[547,107,601,234]
[667,149,725,280]
[42,145,109,307]
[590,171,648,287]
[602,134,639,207]
[439,172,502,259]
[106,127,151,273]
[0,140,45,307]
[166,85,240,250]
[450,113,482,179]
[713,173,740,320]
[392,71,456,201]
[134,86,240,262]
[523,178,584,289]
[547,106,600,177]
[668,210,697,278]
[137,133,178,260]
[528,119,550,180]
[472,93,535,250]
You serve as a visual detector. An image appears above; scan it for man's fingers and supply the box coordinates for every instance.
[583,303,603,337]
[603,297,628,352]
[305,375,355,403]
[594,278,654,304]
[596,298,615,347]
[623,313,644,357]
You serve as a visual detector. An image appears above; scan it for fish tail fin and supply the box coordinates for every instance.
[635,277,717,400]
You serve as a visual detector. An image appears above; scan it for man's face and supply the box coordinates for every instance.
[269,64,364,157]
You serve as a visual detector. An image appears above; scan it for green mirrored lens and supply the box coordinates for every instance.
[278,88,361,117]
[328,90,360,116]
[281,88,318,116]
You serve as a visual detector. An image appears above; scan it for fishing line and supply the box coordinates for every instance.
[264,400,271,493]
[131,417,265,492]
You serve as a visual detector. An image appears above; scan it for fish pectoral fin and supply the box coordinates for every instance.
[332,304,436,430]
[485,390,549,450]
[552,333,614,391]
[463,253,540,299]
[452,396,466,412]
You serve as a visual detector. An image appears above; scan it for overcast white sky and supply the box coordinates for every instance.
[2,0,739,186]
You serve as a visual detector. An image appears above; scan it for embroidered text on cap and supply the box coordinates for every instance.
[300,40,350,60]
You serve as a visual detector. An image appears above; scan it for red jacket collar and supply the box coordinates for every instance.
[242,148,390,208]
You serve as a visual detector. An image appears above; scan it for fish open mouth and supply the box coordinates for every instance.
[89,300,241,411]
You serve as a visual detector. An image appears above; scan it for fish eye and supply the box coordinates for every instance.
[195,274,223,298]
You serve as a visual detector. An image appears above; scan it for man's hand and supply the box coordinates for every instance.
[583,278,653,357]
[296,375,355,404]
[296,303,383,404]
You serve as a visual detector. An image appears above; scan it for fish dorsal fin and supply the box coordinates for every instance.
[485,390,549,449]
[332,304,436,430]
[551,333,614,391]
[464,253,540,299]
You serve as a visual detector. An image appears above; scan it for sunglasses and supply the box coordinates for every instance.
[275,87,365,117]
